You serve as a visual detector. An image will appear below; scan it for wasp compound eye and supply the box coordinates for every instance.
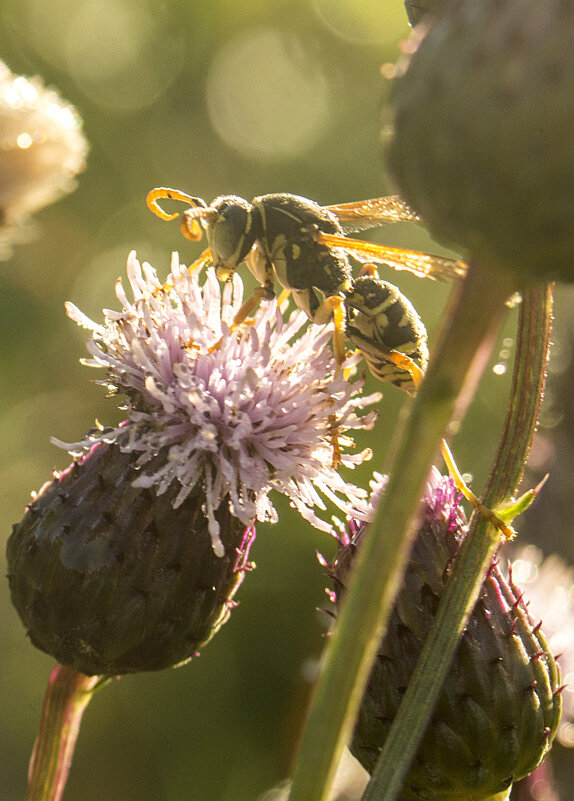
[6,441,254,676]
[207,195,257,276]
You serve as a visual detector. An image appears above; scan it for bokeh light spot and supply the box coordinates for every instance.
[313,0,409,45]
[18,0,185,113]
[207,28,332,161]
[63,0,185,112]
[16,132,33,149]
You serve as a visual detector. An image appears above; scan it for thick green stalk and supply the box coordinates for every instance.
[486,792,512,801]
[26,664,104,801]
[287,260,517,801]
[483,284,553,500]
[362,282,554,801]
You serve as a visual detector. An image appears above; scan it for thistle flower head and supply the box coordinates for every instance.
[509,545,574,748]
[7,439,256,675]
[0,60,87,255]
[327,470,562,800]
[62,251,379,556]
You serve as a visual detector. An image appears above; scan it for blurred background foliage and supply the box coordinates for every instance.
[0,1,573,799]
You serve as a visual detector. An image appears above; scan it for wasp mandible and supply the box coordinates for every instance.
[146,189,467,395]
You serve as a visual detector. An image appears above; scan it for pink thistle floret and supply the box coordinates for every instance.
[59,251,380,556]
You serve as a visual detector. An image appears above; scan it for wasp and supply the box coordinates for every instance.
[146,189,467,395]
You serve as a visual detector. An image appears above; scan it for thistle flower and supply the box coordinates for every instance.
[7,440,255,675]
[7,251,378,674]
[326,470,562,800]
[258,749,368,801]
[0,60,87,255]
[61,250,379,556]
[509,545,574,748]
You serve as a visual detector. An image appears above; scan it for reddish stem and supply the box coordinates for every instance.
[27,664,102,801]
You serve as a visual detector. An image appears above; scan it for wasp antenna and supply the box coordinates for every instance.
[146,187,208,221]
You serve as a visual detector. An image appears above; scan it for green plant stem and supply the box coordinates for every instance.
[486,791,512,801]
[287,260,517,801]
[362,282,554,801]
[483,284,553,501]
[26,664,104,801]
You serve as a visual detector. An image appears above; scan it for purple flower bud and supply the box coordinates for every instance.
[7,439,254,675]
[328,470,562,799]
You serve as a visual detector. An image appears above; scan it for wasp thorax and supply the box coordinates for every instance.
[207,195,257,280]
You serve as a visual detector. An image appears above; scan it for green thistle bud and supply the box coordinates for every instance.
[404,0,447,28]
[7,440,254,676]
[329,473,562,800]
[387,0,574,284]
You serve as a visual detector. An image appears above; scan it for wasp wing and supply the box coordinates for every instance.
[317,232,467,282]
[324,196,421,233]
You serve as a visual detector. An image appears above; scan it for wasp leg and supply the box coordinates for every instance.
[357,262,377,278]
[208,282,276,355]
[347,327,424,395]
[307,295,347,369]
[298,293,346,466]
[179,209,204,242]
[312,295,346,468]
[276,288,291,310]
[154,249,212,297]
[232,254,276,326]
[391,350,424,391]
[232,284,275,327]
[186,248,212,274]
[440,440,516,540]
[328,413,342,469]
[280,290,346,466]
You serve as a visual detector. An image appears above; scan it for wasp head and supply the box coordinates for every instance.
[206,196,257,282]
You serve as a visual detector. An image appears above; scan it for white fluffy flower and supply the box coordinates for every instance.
[60,251,380,555]
[0,60,87,254]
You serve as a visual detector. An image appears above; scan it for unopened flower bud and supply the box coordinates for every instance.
[329,472,562,800]
[7,440,254,676]
[387,0,574,284]
[404,0,447,27]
